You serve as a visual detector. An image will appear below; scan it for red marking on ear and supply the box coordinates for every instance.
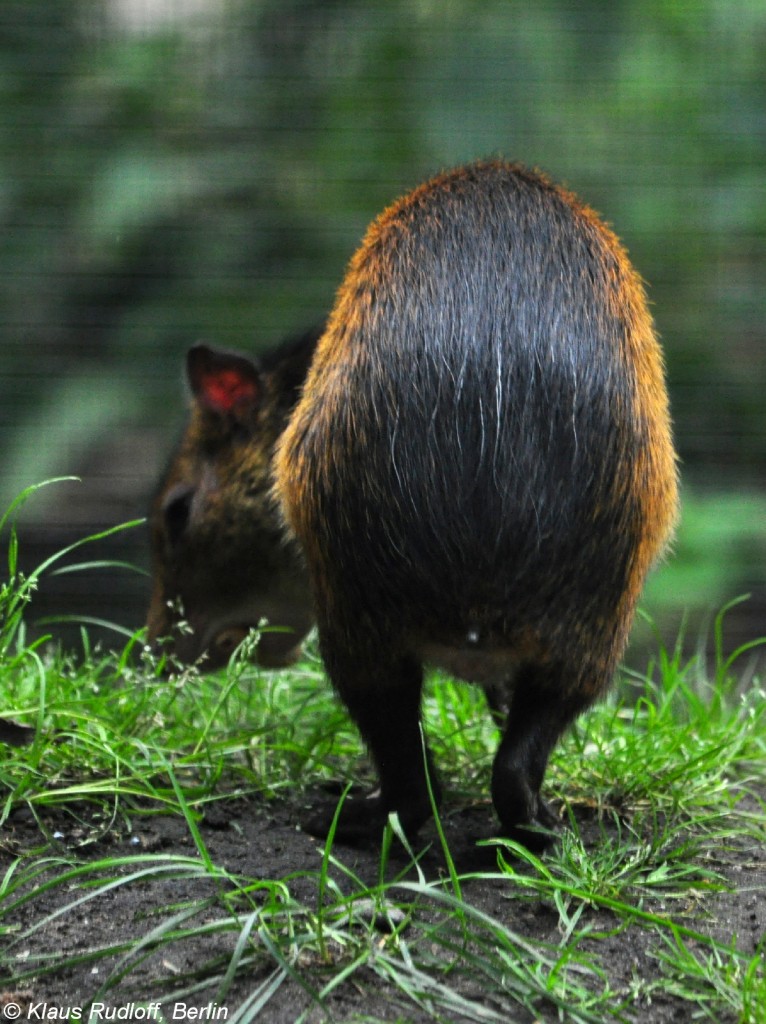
[200,368,258,414]
[187,345,261,419]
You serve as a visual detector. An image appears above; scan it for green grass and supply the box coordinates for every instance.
[1,486,765,1022]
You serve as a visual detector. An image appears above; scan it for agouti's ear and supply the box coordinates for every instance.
[187,344,262,420]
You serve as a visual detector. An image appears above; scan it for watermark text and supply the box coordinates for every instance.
[2,1002,229,1022]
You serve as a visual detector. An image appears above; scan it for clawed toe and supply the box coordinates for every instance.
[302,792,389,845]
[498,798,560,853]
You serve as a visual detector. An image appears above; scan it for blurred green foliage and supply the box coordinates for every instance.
[636,487,766,663]
[0,0,764,644]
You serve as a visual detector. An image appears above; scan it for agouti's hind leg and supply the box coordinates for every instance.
[491,663,589,852]
[306,634,439,845]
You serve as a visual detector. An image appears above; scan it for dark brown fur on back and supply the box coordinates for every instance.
[276,162,676,697]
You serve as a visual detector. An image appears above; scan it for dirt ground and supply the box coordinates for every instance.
[2,790,764,1024]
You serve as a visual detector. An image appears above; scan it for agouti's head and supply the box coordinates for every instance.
[147,338,317,670]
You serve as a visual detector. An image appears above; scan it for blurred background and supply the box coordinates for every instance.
[1,0,764,670]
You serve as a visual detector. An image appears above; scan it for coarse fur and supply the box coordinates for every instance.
[150,160,678,849]
[274,161,677,846]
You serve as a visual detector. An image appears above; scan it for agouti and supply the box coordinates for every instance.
[147,329,320,671]
[148,160,678,850]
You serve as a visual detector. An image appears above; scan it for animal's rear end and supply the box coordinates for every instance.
[275,161,677,847]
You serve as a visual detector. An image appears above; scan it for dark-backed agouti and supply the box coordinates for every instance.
[148,160,678,850]
[147,329,320,670]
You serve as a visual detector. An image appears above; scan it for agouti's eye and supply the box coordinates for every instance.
[161,484,195,548]
[213,626,249,659]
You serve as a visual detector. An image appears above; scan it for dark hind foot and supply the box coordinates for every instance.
[491,663,587,854]
[303,791,389,846]
[497,794,559,853]
[313,637,439,846]
[303,787,432,846]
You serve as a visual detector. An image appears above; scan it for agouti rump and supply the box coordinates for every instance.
[149,161,678,849]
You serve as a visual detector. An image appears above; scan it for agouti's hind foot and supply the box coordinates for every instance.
[498,797,559,854]
[302,789,431,847]
[303,792,388,846]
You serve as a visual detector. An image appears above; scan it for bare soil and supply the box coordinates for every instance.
[2,789,764,1024]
